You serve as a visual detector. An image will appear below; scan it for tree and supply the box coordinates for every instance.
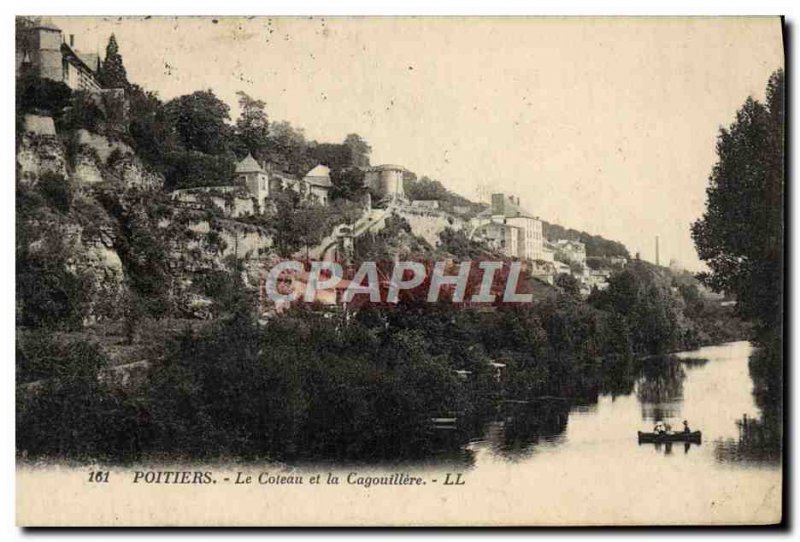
[691,69,784,337]
[97,34,130,90]
[235,91,270,160]
[127,84,172,167]
[329,167,365,201]
[405,175,449,201]
[163,90,233,155]
[16,73,72,116]
[267,191,327,257]
[589,262,680,355]
[310,143,353,172]
[555,273,581,299]
[266,121,313,175]
[343,133,371,168]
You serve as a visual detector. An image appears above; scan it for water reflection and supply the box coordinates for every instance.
[637,356,686,421]
[680,357,710,370]
[645,441,698,456]
[452,342,780,524]
[714,414,781,464]
[492,399,570,459]
[462,399,570,461]
[459,341,780,471]
[713,344,782,464]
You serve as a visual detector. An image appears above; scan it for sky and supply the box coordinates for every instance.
[52,16,784,271]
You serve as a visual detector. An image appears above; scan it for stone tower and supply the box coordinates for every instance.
[18,18,64,83]
[364,164,406,202]
[235,154,270,211]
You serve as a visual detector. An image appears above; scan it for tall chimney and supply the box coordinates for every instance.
[655,236,660,266]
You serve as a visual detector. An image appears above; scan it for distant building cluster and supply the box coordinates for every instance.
[469,193,623,295]
[477,194,545,261]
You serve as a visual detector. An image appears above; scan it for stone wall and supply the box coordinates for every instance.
[397,208,464,247]
[172,189,255,217]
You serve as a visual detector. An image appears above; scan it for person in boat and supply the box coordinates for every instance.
[682,420,691,434]
[653,421,666,435]
[664,422,672,434]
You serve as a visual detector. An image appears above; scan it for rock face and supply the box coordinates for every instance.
[75,129,132,161]
[16,134,68,185]
[108,155,164,190]
[17,125,156,323]
[22,114,56,136]
[178,219,273,263]
[72,129,164,189]
[73,151,104,185]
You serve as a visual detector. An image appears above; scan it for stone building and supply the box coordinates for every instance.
[174,155,332,217]
[487,194,545,261]
[554,239,587,267]
[302,164,333,205]
[364,164,406,202]
[234,154,270,210]
[16,18,101,93]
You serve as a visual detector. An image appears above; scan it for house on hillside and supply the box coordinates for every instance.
[302,164,333,205]
[554,239,587,267]
[173,154,332,217]
[586,268,611,291]
[471,194,544,261]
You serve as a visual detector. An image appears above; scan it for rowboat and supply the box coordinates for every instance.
[637,431,701,443]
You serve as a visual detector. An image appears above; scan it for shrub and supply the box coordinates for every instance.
[56,91,107,133]
[16,74,72,116]
[16,336,149,462]
[37,172,73,213]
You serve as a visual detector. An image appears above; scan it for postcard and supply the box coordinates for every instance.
[15,16,784,526]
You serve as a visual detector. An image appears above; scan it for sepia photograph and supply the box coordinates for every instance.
[13,14,784,527]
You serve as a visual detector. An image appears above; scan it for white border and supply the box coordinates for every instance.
[2,1,796,540]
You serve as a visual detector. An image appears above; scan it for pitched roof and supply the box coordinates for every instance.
[76,52,100,73]
[235,153,264,174]
[33,17,61,31]
[305,164,330,178]
[60,43,97,76]
[303,164,332,188]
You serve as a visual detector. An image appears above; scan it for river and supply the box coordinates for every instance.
[451,340,782,524]
[16,341,783,526]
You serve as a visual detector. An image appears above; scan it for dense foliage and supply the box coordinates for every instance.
[691,69,784,339]
[404,174,483,216]
[543,221,630,259]
[18,277,645,462]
